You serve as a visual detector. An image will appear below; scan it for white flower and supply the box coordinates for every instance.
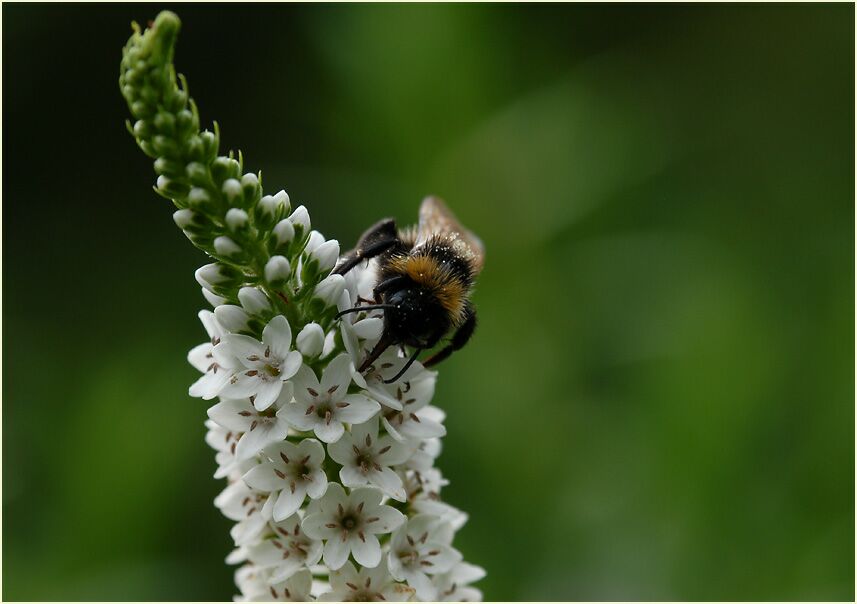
[404,436,443,473]
[378,371,446,442]
[236,566,313,602]
[204,418,253,479]
[245,515,323,582]
[279,353,379,443]
[318,560,415,602]
[433,562,486,602]
[296,323,325,358]
[243,439,328,521]
[387,515,463,600]
[302,484,405,569]
[215,479,275,547]
[208,392,293,462]
[328,417,412,501]
[215,315,303,411]
[188,310,236,399]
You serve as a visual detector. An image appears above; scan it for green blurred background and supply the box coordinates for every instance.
[3,3,854,601]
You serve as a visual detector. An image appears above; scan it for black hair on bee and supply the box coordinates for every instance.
[334,196,484,383]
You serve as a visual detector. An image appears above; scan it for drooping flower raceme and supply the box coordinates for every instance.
[120,12,484,601]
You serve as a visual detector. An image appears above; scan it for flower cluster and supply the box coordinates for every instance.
[120,12,483,601]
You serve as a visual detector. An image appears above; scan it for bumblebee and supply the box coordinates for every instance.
[334,196,484,383]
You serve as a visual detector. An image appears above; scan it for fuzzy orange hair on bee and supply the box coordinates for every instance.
[334,196,484,383]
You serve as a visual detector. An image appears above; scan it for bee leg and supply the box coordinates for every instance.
[423,306,477,368]
[333,218,400,276]
[372,275,409,303]
[333,238,398,276]
[357,331,395,373]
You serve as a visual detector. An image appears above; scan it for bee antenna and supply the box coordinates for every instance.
[383,348,424,384]
[335,304,396,320]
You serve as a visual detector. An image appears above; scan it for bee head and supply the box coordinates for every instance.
[383,286,450,348]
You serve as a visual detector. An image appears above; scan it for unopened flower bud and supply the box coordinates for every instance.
[310,240,340,272]
[313,274,346,307]
[225,208,249,233]
[264,255,291,285]
[214,235,242,258]
[214,304,250,333]
[195,263,229,287]
[296,323,325,358]
[288,205,311,234]
[222,178,243,207]
[173,208,196,230]
[201,288,228,308]
[272,218,295,249]
[238,287,272,315]
[305,231,325,254]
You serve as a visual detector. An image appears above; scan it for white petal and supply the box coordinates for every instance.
[350,416,379,444]
[408,570,436,601]
[322,353,353,394]
[400,415,446,440]
[188,343,213,372]
[313,419,345,444]
[189,370,231,400]
[367,385,403,411]
[366,505,406,534]
[324,535,351,570]
[426,544,463,575]
[339,465,368,489]
[242,464,285,492]
[263,315,293,360]
[350,533,381,568]
[198,309,222,338]
[291,364,322,404]
[299,438,326,466]
[305,470,329,500]
[280,350,303,381]
[235,419,289,461]
[220,334,265,368]
[219,373,261,399]
[207,399,254,431]
[253,379,283,411]
[301,512,339,541]
[273,484,307,521]
[318,482,348,510]
[353,317,384,340]
[370,467,407,502]
[348,487,382,510]
[278,403,315,432]
[337,394,381,423]
[327,434,354,466]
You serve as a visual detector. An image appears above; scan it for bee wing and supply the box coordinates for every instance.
[416,196,485,273]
